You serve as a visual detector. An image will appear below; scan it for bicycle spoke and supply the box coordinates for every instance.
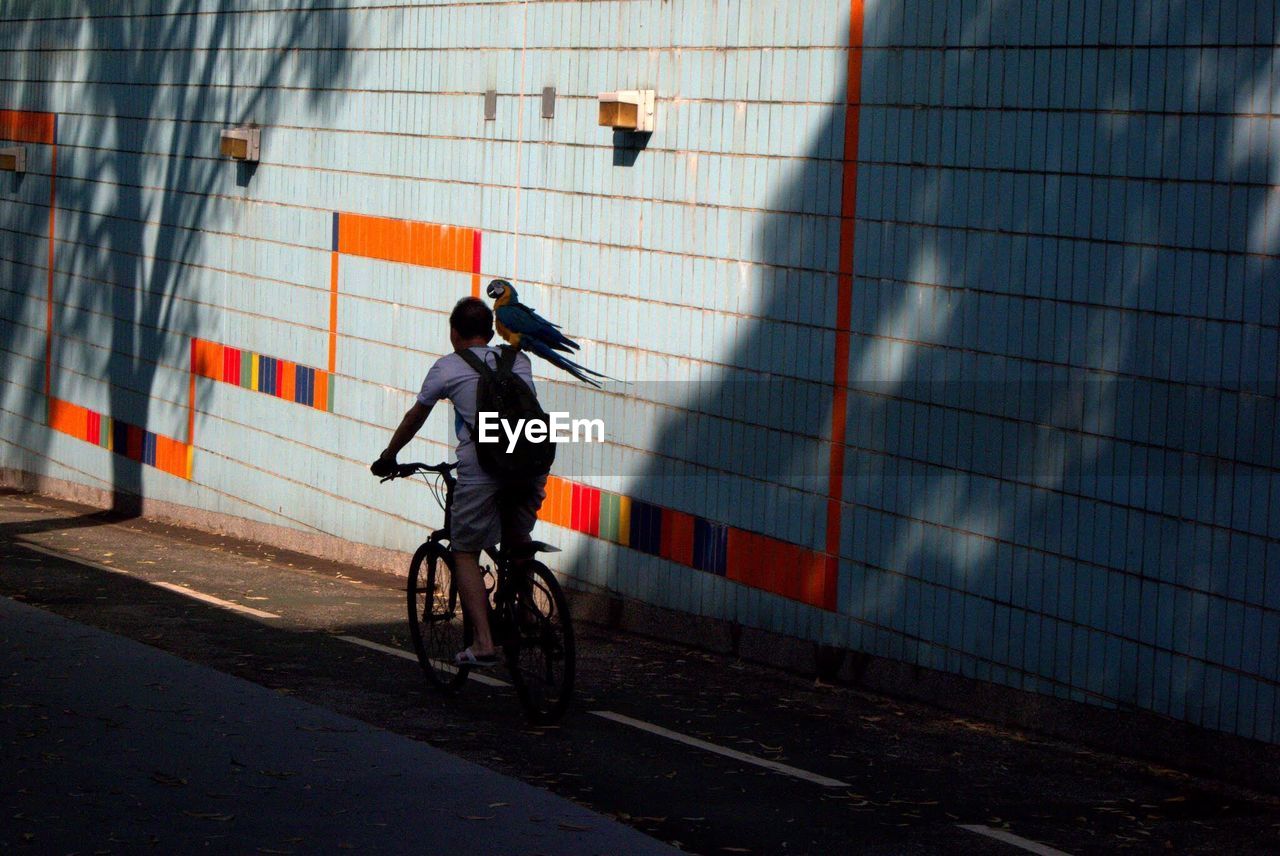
[407,544,469,692]
[506,563,574,723]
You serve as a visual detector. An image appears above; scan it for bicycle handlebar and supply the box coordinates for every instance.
[378,461,458,483]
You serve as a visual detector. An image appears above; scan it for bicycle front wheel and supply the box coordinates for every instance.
[407,542,469,692]
[505,561,575,724]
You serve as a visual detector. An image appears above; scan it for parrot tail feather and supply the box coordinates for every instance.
[524,339,613,388]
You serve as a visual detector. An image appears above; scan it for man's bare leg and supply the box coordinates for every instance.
[452,550,496,656]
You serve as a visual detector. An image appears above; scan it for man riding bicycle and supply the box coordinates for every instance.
[371,296,546,668]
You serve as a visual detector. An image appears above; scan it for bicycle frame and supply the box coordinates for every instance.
[385,459,574,722]
[411,463,537,628]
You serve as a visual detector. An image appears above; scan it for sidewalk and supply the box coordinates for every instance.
[0,596,674,855]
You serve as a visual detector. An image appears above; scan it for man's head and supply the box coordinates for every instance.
[449,297,494,350]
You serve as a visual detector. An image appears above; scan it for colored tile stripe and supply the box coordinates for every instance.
[192,338,334,412]
[538,476,835,611]
[0,109,56,145]
[49,398,191,479]
[823,1,867,612]
[337,212,479,273]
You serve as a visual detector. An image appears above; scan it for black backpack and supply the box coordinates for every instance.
[456,346,555,480]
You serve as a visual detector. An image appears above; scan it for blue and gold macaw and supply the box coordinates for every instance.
[486,279,608,388]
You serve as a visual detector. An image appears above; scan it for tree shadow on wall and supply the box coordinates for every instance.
[0,1,358,516]
[586,0,1278,737]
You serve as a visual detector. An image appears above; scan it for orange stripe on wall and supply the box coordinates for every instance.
[470,231,482,297]
[313,371,328,412]
[190,337,220,445]
[554,476,571,526]
[0,109,55,144]
[538,477,554,524]
[822,0,866,613]
[723,528,829,610]
[155,436,177,477]
[192,338,224,379]
[541,476,571,527]
[802,550,833,608]
[48,398,87,437]
[337,213,478,273]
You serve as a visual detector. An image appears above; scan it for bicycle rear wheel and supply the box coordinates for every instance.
[504,562,575,724]
[407,542,469,692]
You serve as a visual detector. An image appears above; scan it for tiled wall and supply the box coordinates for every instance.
[1,1,1276,746]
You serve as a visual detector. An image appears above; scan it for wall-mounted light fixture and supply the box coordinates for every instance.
[598,90,655,133]
[219,127,260,162]
[0,146,26,173]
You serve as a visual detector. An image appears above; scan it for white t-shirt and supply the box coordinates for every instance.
[416,346,537,484]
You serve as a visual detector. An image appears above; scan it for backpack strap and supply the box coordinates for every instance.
[455,347,496,381]
[454,348,496,443]
[494,344,520,377]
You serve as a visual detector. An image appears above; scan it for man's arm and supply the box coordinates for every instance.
[378,401,432,463]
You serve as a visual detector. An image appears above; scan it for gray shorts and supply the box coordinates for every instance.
[450,476,547,553]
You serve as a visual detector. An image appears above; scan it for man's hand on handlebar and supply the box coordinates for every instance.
[370,453,398,479]
[371,460,455,483]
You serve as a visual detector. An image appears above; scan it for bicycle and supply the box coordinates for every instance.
[378,461,575,724]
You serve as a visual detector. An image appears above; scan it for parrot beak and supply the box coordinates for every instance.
[486,279,509,300]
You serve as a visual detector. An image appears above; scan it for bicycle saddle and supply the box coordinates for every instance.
[502,540,562,560]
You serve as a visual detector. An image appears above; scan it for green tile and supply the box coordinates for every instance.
[598,492,619,542]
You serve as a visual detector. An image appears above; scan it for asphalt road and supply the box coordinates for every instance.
[2,594,677,855]
[3,490,1278,855]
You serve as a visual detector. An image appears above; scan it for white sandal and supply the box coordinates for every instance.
[454,647,501,667]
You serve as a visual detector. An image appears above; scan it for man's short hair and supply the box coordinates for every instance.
[450,297,494,340]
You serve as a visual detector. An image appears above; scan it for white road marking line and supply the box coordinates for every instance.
[19,539,515,687]
[19,541,132,575]
[336,635,511,688]
[153,582,280,619]
[19,541,279,619]
[588,710,850,788]
[338,634,417,661]
[957,825,1073,856]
